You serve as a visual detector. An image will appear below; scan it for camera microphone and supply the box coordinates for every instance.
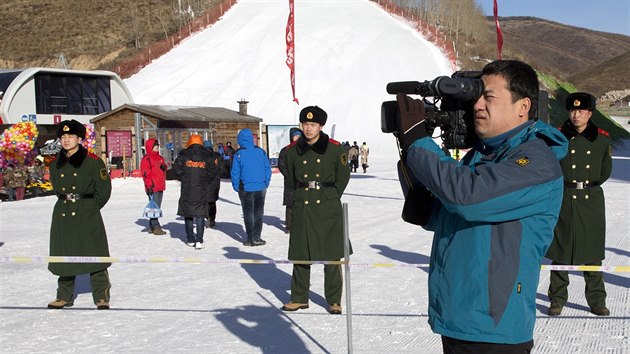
[386,81,423,95]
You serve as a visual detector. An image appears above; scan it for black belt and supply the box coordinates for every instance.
[297,181,335,189]
[58,193,95,201]
[564,181,600,190]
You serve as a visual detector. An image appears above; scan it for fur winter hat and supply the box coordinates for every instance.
[56,119,86,139]
[299,106,327,125]
[566,92,596,111]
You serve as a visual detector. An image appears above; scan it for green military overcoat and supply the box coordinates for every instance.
[546,120,612,264]
[48,145,112,276]
[286,133,351,261]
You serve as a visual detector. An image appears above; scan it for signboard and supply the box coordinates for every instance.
[266,124,298,167]
[105,130,133,158]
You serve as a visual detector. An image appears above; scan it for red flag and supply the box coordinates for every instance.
[493,0,503,60]
[286,0,299,104]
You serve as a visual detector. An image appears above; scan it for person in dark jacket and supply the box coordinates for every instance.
[221,141,236,178]
[173,134,220,250]
[277,128,302,234]
[546,92,613,317]
[281,106,351,315]
[204,140,222,228]
[231,129,271,246]
[47,119,112,310]
[140,138,167,235]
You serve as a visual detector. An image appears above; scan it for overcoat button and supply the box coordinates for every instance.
[571,149,575,154]
[572,195,577,199]
[317,159,321,163]
[586,165,590,169]
[61,174,65,178]
[71,212,76,216]
[586,151,591,155]
[316,200,320,204]
[585,195,589,200]
[304,201,309,205]
[304,174,308,178]
[62,213,66,217]
[571,165,576,169]
[303,160,307,164]
[74,173,78,176]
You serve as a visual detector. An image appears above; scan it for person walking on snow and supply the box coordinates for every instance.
[173,135,220,250]
[360,142,369,173]
[231,128,271,246]
[140,138,167,235]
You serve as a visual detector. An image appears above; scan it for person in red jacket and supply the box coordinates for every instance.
[140,139,167,235]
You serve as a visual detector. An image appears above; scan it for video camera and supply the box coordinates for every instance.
[381,71,483,149]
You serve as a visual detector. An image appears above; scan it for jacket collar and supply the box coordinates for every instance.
[56,145,87,169]
[296,132,329,156]
[561,119,598,142]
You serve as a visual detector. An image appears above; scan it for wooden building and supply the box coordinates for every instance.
[89,100,263,170]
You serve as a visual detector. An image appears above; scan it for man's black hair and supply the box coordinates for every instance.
[482,60,539,119]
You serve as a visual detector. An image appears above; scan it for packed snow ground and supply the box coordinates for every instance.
[0,152,628,353]
[1,0,629,352]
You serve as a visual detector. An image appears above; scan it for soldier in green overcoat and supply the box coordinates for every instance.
[47,120,112,310]
[546,92,612,316]
[281,106,351,315]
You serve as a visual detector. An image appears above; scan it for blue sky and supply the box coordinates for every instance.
[475,0,629,36]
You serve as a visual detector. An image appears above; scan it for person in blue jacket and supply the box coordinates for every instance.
[394,60,568,352]
[231,128,271,246]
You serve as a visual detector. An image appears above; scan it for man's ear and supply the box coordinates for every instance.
[518,97,531,118]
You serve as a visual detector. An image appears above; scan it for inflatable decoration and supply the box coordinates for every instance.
[81,124,96,154]
[0,122,39,168]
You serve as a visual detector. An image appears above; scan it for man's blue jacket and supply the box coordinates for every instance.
[405,120,568,344]
[231,128,271,192]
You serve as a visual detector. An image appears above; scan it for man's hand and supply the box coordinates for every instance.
[396,93,426,133]
[396,94,429,151]
[147,188,153,196]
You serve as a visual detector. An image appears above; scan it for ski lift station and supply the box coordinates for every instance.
[0,67,134,143]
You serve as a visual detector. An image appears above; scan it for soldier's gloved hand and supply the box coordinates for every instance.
[396,93,429,152]
[147,188,153,196]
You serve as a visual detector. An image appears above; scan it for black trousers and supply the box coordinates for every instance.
[208,201,217,222]
[441,336,533,354]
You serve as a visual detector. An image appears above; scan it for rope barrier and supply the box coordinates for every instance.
[1,256,629,272]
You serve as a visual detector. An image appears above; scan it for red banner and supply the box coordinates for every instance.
[493,0,503,60]
[286,0,298,104]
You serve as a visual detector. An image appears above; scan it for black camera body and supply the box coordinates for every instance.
[381,71,483,149]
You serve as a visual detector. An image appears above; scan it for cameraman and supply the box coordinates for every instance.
[395,60,568,352]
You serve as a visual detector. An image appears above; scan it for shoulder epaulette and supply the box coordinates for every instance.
[598,128,609,137]
[329,138,341,145]
[88,152,101,160]
[287,141,298,149]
